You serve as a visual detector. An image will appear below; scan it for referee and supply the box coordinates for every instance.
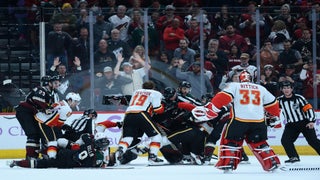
[278,81,320,164]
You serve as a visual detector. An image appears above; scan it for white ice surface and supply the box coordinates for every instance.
[1,156,320,180]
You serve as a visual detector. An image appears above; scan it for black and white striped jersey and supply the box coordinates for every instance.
[277,94,315,123]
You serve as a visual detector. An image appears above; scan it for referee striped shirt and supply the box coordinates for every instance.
[277,94,315,123]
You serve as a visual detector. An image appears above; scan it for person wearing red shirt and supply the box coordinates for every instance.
[219,24,248,55]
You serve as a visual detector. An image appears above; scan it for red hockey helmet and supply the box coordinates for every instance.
[239,70,252,82]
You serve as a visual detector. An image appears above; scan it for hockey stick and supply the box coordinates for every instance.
[3,116,16,120]
[280,166,320,171]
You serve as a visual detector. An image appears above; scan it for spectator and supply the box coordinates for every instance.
[128,10,143,39]
[218,69,239,90]
[238,1,266,43]
[219,24,248,55]
[184,3,211,35]
[278,40,303,73]
[148,0,165,14]
[156,5,184,52]
[227,44,242,70]
[273,4,296,37]
[260,64,280,96]
[107,29,131,61]
[292,29,318,63]
[204,40,228,91]
[131,20,159,55]
[94,66,132,110]
[94,39,117,76]
[292,17,309,41]
[50,3,77,36]
[299,61,320,109]
[108,5,131,42]
[101,0,117,19]
[173,39,196,71]
[76,8,89,33]
[278,64,303,95]
[252,39,279,72]
[165,57,180,78]
[114,55,149,96]
[71,27,90,71]
[126,0,144,17]
[163,18,185,62]
[211,5,236,38]
[46,23,73,71]
[93,13,113,50]
[231,53,257,81]
[48,58,83,100]
[176,61,213,100]
[129,45,151,70]
[268,20,291,53]
[184,18,209,51]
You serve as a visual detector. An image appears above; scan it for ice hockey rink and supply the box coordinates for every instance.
[1,156,319,180]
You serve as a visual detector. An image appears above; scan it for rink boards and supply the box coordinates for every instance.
[0,111,320,158]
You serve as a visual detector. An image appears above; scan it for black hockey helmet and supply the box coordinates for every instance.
[50,75,61,82]
[163,87,176,100]
[41,75,52,86]
[83,109,98,118]
[94,132,110,150]
[179,81,191,88]
[280,80,293,89]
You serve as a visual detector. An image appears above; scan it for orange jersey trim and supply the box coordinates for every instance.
[264,100,280,117]
[211,91,233,109]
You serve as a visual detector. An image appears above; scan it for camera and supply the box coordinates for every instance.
[102,94,131,106]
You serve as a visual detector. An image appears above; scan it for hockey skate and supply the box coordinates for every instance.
[239,153,250,164]
[148,153,165,166]
[114,147,124,166]
[190,153,203,165]
[7,160,17,168]
[284,157,300,165]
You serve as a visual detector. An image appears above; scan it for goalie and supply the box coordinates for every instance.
[206,70,281,172]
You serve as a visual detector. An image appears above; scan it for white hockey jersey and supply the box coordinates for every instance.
[34,100,72,127]
[126,89,164,115]
[212,82,278,122]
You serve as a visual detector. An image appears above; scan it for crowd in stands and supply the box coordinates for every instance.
[2,0,320,110]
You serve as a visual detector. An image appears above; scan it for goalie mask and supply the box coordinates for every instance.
[94,132,110,150]
[239,70,252,82]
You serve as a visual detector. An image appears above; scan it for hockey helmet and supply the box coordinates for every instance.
[66,92,81,102]
[163,87,176,100]
[41,75,52,86]
[280,80,293,89]
[239,70,252,82]
[179,81,191,88]
[83,109,98,118]
[94,132,110,150]
[50,75,61,82]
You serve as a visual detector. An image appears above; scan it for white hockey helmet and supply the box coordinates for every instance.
[66,92,81,110]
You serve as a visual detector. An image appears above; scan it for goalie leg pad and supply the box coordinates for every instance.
[247,141,280,171]
[215,142,242,170]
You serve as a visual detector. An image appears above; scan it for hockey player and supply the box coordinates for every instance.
[155,87,218,165]
[177,81,202,105]
[34,92,81,159]
[15,75,60,160]
[9,133,109,168]
[207,70,281,172]
[114,81,165,165]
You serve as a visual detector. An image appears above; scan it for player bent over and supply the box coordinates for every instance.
[114,81,165,166]
[207,70,281,172]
